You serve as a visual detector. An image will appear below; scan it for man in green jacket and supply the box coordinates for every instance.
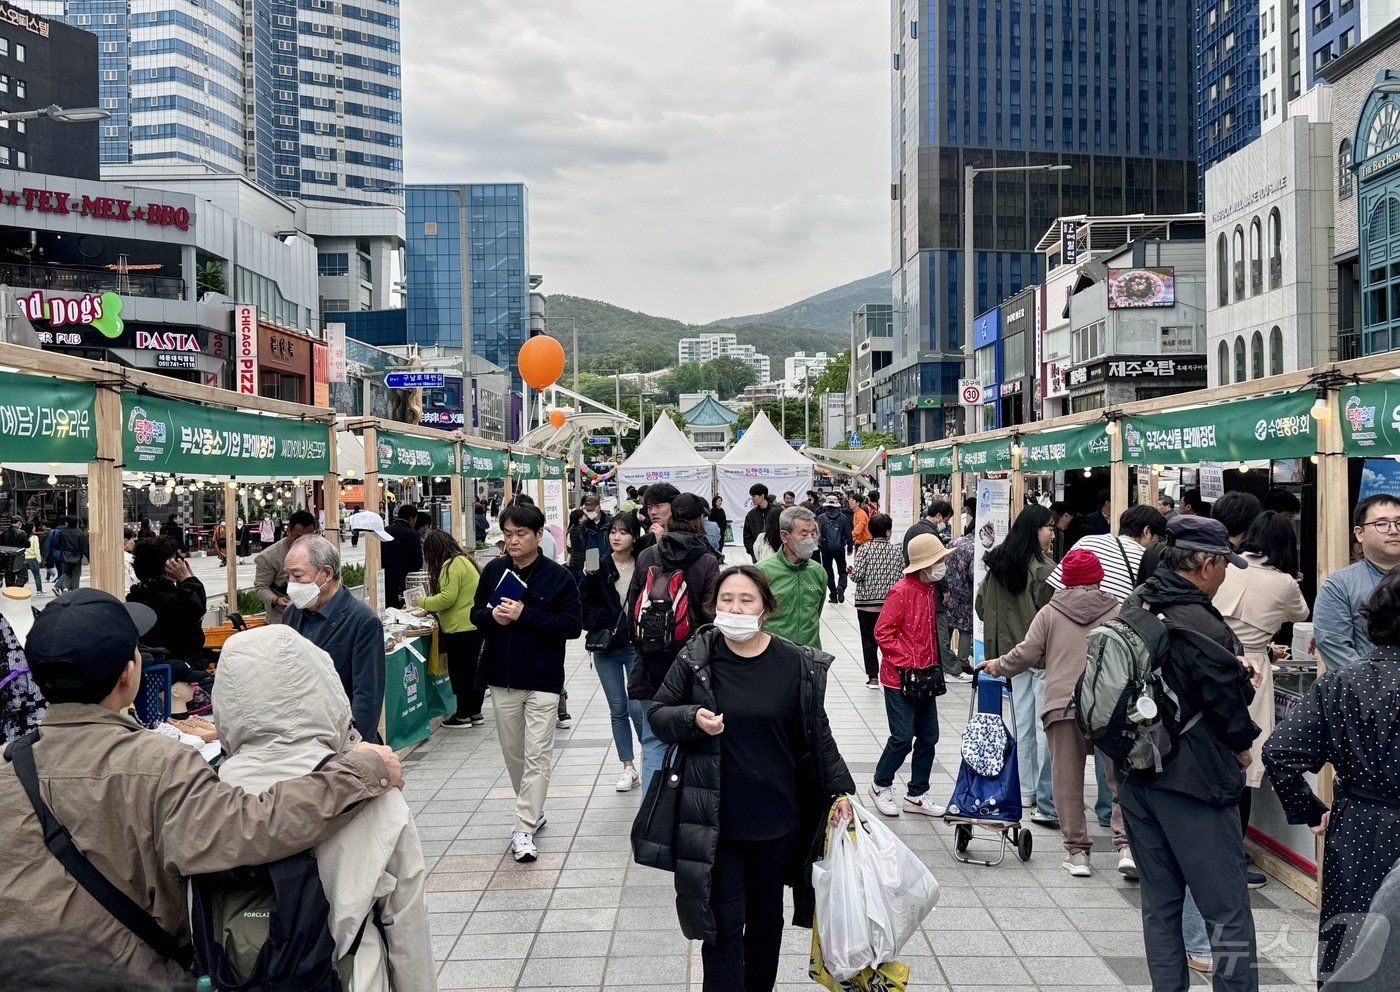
[757,505,827,648]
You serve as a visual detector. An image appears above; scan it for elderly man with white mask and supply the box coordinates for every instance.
[215,625,436,992]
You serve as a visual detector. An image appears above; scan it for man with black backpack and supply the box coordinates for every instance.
[816,495,853,604]
[0,589,404,983]
[1109,516,1263,991]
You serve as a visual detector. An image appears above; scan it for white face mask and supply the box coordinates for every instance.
[792,536,819,561]
[714,611,763,642]
[926,563,948,582]
[585,509,599,520]
[286,574,325,609]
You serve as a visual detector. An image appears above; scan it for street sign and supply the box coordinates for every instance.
[849,432,861,447]
[958,378,984,406]
[385,371,445,389]
[586,435,611,445]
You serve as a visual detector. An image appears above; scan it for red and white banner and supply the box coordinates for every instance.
[235,304,257,395]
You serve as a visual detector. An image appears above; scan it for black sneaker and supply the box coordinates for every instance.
[1247,870,1268,889]
[442,715,472,728]
[556,714,572,730]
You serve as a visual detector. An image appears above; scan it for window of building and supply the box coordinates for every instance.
[15,44,25,63]
[1234,336,1247,382]
[1217,233,1229,306]
[15,80,24,99]
[1218,341,1230,385]
[1269,326,1284,375]
[323,299,350,312]
[1269,208,1283,288]
[1251,330,1264,378]
[317,252,349,276]
[1340,139,1353,199]
[103,70,117,82]
[1072,320,1105,365]
[423,221,438,236]
[1161,326,1196,352]
[1313,0,1332,30]
[1363,196,1400,354]
[103,42,117,54]
[1233,225,1246,301]
[1250,218,1263,295]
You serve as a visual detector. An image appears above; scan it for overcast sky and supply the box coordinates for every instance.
[402,0,889,325]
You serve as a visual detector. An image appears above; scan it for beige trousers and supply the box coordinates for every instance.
[490,685,559,834]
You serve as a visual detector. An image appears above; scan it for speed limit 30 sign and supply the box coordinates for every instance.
[958,378,984,406]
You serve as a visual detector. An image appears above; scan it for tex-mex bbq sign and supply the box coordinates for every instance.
[0,185,191,231]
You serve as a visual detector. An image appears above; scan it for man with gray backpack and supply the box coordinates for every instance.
[1075,515,1262,991]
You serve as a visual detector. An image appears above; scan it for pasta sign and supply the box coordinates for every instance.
[235,305,258,396]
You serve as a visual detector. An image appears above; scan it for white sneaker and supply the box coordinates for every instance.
[511,831,537,863]
[952,672,973,682]
[869,783,899,816]
[903,796,946,817]
[1118,847,1139,880]
[556,715,572,730]
[1063,852,1092,877]
[616,766,640,792]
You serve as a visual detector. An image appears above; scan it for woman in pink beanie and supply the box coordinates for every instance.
[981,548,1122,877]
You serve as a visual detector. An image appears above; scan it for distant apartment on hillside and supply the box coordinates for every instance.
[677,331,771,381]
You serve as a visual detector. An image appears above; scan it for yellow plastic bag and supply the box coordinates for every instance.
[809,919,910,991]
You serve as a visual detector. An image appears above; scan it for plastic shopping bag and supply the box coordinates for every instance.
[848,802,940,962]
[811,813,875,981]
[809,921,910,992]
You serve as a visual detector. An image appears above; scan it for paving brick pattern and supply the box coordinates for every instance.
[406,556,1320,991]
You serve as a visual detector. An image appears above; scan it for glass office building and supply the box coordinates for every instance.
[1196,0,1263,202]
[888,0,1199,443]
[404,184,531,387]
[28,0,402,207]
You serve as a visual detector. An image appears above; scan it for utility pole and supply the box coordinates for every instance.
[571,319,581,502]
[804,365,811,447]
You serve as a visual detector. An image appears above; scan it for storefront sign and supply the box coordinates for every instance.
[326,322,347,383]
[235,305,257,395]
[0,186,191,231]
[543,458,567,481]
[1340,381,1400,456]
[0,371,95,463]
[885,452,915,476]
[122,393,330,476]
[1107,268,1176,309]
[312,344,329,408]
[1209,176,1289,225]
[155,354,197,371]
[374,430,456,478]
[957,436,1013,473]
[461,444,510,478]
[1060,221,1080,266]
[1045,360,1070,399]
[0,2,50,37]
[260,325,311,374]
[1123,392,1316,464]
[998,380,1022,397]
[915,449,954,474]
[1018,424,1111,474]
[17,289,125,338]
[1070,356,1207,387]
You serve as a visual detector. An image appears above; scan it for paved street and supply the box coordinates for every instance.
[405,552,1320,992]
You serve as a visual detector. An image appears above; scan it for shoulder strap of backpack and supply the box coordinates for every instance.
[4,731,192,970]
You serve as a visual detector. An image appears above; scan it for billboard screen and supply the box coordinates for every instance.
[1106,267,1176,309]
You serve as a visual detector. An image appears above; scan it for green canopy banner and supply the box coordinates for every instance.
[957,436,1013,473]
[1339,381,1400,456]
[1123,392,1316,464]
[461,443,510,478]
[0,371,96,463]
[1019,424,1112,474]
[543,457,567,481]
[885,452,915,476]
[915,449,954,474]
[512,455,541,480]
[375,430,456,478]
[122,393,330,476]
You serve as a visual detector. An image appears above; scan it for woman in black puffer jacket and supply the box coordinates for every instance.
[648,565,854,992]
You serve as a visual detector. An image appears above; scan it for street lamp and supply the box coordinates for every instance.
[962,162,1070,435]
[0,104,110,124]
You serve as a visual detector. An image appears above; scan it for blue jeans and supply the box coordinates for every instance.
[639,702,666,791]
[24,559,41,593]
[1094,752,1113,827]
[1182,888,1211,957]
[1010,670,1042,805]
[873,685,940,797]
[593,647,644,764]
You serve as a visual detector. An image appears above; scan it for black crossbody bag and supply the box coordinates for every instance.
[4,730,193,970]
[900,665,947,700]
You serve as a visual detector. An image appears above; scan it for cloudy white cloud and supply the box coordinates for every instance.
[402,0,889,323]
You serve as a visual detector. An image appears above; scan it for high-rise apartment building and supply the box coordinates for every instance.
[1259,0,1305,133]
[400,183,531,386]
[889,0,1198,443]
[676,331,772,380]
[25,0,402,207]
[1196,0,1263,196]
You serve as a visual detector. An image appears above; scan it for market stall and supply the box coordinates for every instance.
[715,411,813,520]
[616,413,714,497]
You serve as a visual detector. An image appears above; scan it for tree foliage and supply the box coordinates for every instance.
[735,397,821,448]
[654,356,757,403]
[811,349,850,396]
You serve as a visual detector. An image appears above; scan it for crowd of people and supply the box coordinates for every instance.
[3,468,1400,992]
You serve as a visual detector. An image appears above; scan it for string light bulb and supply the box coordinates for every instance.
[1310,454,1319,464]
[46,474,57,485]
[1151,464,1164,473]
[1310,396,1330,420]
[1104,420,1119,436]
[1082,468,1092,478]
[1238,461,1250,473]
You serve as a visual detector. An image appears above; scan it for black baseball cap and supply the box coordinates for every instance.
[671,493,709,522]
[26,589,157,700]
[1165,516,1247,568]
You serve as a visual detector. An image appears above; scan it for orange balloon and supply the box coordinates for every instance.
[549,409,568,429]
[518,335,567,390]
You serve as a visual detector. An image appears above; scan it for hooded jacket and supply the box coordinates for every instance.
[648,628,855,944]
[216,627,437,992]
[627,532,720,693]
[991,584,1121,726]
[1123,567,1260,807]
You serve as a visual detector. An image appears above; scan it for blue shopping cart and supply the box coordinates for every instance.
[943,670,1032,866]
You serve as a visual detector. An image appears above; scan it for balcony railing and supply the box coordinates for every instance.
[1338,329,1361,361]
[0,261,185,301]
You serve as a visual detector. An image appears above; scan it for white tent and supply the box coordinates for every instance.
[716,412,814,519]
[616,415,714,497]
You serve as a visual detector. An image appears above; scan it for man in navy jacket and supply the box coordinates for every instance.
[471,503,582,863]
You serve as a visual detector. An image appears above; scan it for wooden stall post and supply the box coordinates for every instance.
[1009,442,1025,521]
[88,384,125,595]
[1109,426,1129,530]
[362,425,380,613]
[323,425,341,548]
[449,442,465,542]
[949,441,962,515]
[224,481,238,610]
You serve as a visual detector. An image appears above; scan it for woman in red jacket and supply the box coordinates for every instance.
[869,533,951,818]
